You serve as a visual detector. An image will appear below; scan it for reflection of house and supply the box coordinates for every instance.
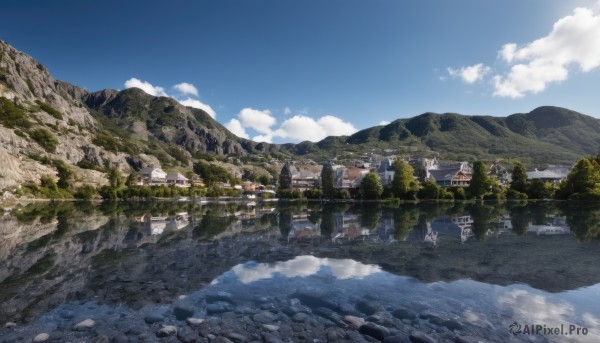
[334,167,369,190]
[428,162,472,187]
[527,167,569,184]
[166,172,190,187]
[140,167,167,185]
[242,181,256,192]
[288,214,321,239]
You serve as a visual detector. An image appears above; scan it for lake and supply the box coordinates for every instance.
[1,200,599,342]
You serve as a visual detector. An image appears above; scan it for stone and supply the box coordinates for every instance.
[262,324,280,332]
[356,300,382,316]
[73,319,95,331]
[112,335,129,343]
[358,322,390,341]
[33,333,49,342]
[5,322,17,328]
[206,292,235,304]
[174,304,196,320]
[156,325,178,337]
[383,334,410,343]
[442,319,463,331]
[262,333,284,343]
[177,326,198,342]
[186,317,205,326]
[144,313,164,324]
[344,315,365,329]
[391,308,417,321]
[90,336,109,343]
[291,312,309,322]
[326,327,346,342]
[227,332,247,342]
[252,311,278,323]
[211,337,234,343]
[206,302,234,315]
[408,332,436,343]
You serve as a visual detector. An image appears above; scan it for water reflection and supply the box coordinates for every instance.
[1,200,600,330]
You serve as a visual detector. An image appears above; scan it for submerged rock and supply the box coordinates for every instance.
[33,333,49,342]
[156,325,177,337]
[73,319,95,331]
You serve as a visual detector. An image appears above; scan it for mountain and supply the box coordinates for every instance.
[1,39,600,191]
[296,107,600,166]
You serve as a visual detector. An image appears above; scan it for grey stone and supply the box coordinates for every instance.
[73,319,95,331]
[326,327,346,342]
[359,322,391,341]
[177,326,198,343]
[291,312,309,322]
[186,317,205,326]
[262,324,279,332]
[144,313,164,324]
[206,302,234,315]
[206,292,235,304]
[90,336,109,343]
[5,322,17,328]
[409,332,436,343]
[356,300,382,316]
[442,319,463,331]
[226,332,247,342]
[391,308,417,320]
[33,333,49,342]
[252,311,278,324]
[211,337,234,343]
[156,325,177,338]
[112,334,129,343]
[383,334,410,343]
[262,333,283,343]
[174,304,196,320]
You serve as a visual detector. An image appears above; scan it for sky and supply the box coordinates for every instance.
[1,0,599,143]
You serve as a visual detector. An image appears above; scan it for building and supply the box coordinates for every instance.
[427,162,472,187]
[166,172,190,187]
[334,167,369,191]
[279,162,322,191]
[376,157,396,187]
[140,167,167,185]
[527,167,569,184]
[242,181,256,192]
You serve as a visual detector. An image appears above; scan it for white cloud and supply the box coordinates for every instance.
[283,107,292,115]
[447,63,491,84]
[224,119,249,139]
[275,114,357,142]
[252,134,273,143]
[124,78,168,96]
[237,108,277,134]
[379,120,390,125]
[173,82,199,97]
[178,98,217,118]
[493,6,600,98]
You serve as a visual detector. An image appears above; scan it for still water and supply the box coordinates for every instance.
[1,200,599,342]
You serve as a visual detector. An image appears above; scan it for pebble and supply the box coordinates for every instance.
[5,322,17,328]
[358,322,390,341]
[292,312,309,322]
[344,315,365,329]
[187,317,206,326]
[391,308,417,320]
[156,325,178,337]
[33,333,49,342]
[409,332,436,343]
[73,319,95,331]
[145,313,164,324]
[252,311,278,323]
[174,303,196,320]
[227,332,247,341]
[262,324,280,332]
[177,326,198,342]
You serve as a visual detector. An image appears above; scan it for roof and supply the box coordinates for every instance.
[428,168,463,182]
[166,172,188,180]
[527,169,567,180]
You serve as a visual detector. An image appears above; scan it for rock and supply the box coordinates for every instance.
[359,322,390,341]
[262,333,284,343]
[391,308,417,321]
[112,335,129,343]
[442,319,463,331]
[186,317,205,326]
[5,322,17,328]
[144,313,164,324]
[383,334,410,343]
[206,302,234,315]
[419,313,443,326]
[125,155,143,171]
[356,300,382,316]
[291,312,309,322]
[177,326,198,342]
[252,311,278,323]
[344,315,366,329]
[409,332,436,343]
[226,332,247,342]
[174,303,196,320]
[156,325,177,337]
[211,337,234,343]
[33,333,49,342]
[90,336,109,343]
[73,319,95,331]
[206,292,235,304]
[262,324,280,332]
[326,327,346,341]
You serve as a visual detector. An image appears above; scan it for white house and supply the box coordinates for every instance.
[140,167,167,185]
[166,172,190,187]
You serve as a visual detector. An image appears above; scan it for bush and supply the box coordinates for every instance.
[30,128,58,153]
[0,97,31,128]
[74,185,96,199]
[333,189,351,200]
[303,188,322,199]
[277,189,304,199]
[507,189,528,200]
[35,100,63,120]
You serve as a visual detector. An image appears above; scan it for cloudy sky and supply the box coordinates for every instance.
[1,0,599,143]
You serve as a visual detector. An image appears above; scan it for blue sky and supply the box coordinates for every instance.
[1,0,599,143]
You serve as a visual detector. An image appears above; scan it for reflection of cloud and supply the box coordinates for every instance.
[232,256,381,284]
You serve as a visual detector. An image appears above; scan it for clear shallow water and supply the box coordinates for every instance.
[1,201,600,342]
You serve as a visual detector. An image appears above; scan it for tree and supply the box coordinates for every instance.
[510,162,528,194]
[54,160,73,190]
[418,180,440,199]
[125,171,138,187]
[258,174,270,186]
[360,173,383,200]
[468,161,491,199]
[108,168,123,188]
[556,158,600,199]
[321,162,335,199]
[391,160,417,199]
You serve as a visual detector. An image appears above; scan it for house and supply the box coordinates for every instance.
[427,161,472,187]
[166,172,190,187]
[242,181,256,192]
[191,176,205,187]
[140,167,167,185]
[279,162,322,191]
[334,167,369,191]
[527,167,569,184]
[376,157,396,187]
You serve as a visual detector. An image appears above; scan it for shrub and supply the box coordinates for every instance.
[303,188,323,199]
[35,100,63,120]
[30,128,58,153]
[0,97,31,128]
[74,185,96,199]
